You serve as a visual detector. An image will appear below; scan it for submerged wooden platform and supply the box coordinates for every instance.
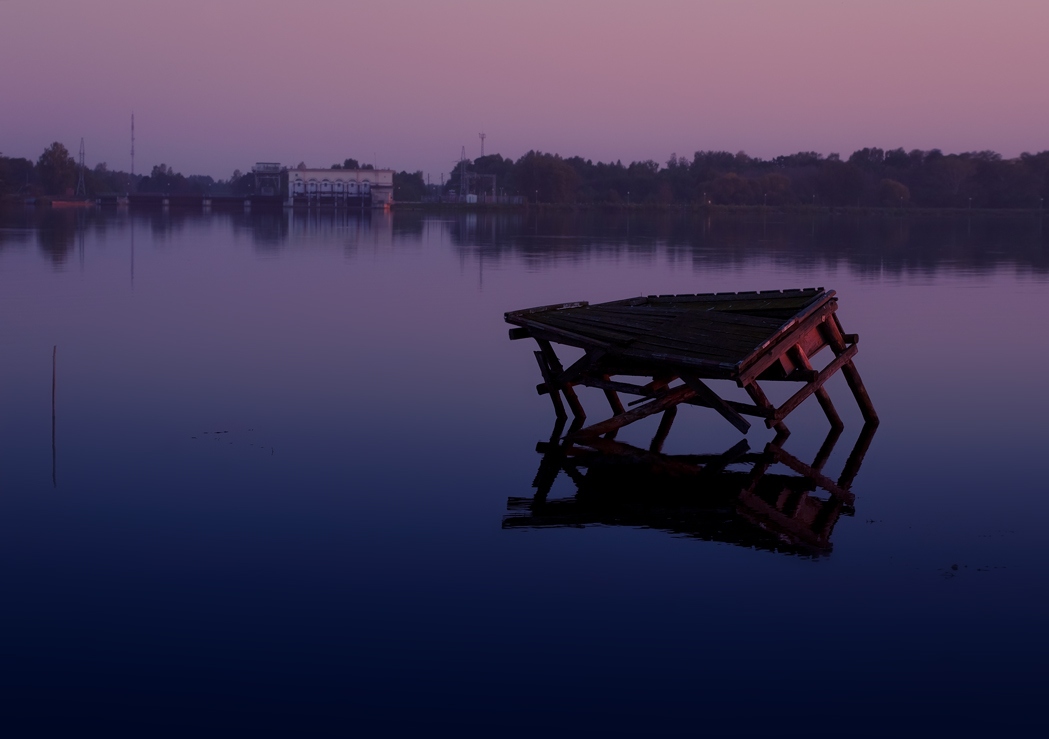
[505,288,877,437]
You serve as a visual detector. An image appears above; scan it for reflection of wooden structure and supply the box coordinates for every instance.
[506,288,877,436]
[504,420,877,556]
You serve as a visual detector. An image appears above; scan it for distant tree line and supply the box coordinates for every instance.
[5,141,1049,209]
[447,148,1049,208]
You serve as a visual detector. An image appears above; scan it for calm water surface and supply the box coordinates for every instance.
[1,208,1047,735]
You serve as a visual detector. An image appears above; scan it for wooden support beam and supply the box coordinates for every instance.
[744,382,789,434]
[571,384,697,439]
[769,343,859,426]
[820,319,879,426]
[537,339,586,419]
[603,374,626,417]
[536,349,608,394]
[789,344,843,430]
[737,298,838,385]
[582,377,773,418]
[680,374,751,434]
[533,350,566,419]
[649,408,677,453]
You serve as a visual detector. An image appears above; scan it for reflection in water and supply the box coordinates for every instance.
[4,207,1045,276]
[51,345,57,488]
[505,419,877,557]
[448,210,1049,276]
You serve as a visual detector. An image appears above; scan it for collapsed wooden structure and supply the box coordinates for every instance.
[504,420,877,556]
[506,288,877,437]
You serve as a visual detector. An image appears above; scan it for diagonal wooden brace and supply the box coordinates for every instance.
[769,343,858,426]
[680,374,751,434]
[571,383,697,439]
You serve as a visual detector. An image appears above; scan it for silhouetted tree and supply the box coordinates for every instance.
[36,142,77,196]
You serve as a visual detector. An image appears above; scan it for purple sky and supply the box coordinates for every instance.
[2,0,1047,181]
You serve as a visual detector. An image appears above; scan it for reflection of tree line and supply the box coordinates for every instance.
[7,209,1046,273]
[445,211,1049,275]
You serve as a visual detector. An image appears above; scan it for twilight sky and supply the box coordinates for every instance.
[2,0,1047,181]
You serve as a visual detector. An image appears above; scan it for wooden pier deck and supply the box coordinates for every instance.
[505,288,877,438]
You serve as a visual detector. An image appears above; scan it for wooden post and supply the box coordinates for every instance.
[602,378,626,417]
[789,344,843,430]
[649,407,677,453]
[533,350,566,419]
[820,319,879,426]
[537,339,586,419]
[744,381,789,435]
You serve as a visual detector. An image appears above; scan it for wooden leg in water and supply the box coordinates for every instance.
[602,375,626,439]
[841,361,878,426]
[537,340,586,420]
[603,376,626,416]
[790,345,843,430]
[534,350,567,420]
[820,317,879,426]
[744,381,789,435]
[649,407,678,453]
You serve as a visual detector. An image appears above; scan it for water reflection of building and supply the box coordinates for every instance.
[287,168,394,208]
[283,208,394,249]
[505,421,876,557]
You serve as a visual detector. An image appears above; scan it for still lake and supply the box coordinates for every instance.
[1,207,1047,735]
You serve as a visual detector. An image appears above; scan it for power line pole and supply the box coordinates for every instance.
[75,138,86,197]
[460,145,467,202]
[130,112,136,192]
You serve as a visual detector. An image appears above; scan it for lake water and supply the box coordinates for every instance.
[1,207,1047,735]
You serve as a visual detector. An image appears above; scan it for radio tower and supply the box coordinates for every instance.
[478,132,486,158]
[130,113,135,187]
[74,138,87,197]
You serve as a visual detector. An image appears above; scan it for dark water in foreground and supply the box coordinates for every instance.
[1,208,1047,736]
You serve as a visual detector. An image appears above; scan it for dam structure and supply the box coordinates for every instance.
[287,168,394,208]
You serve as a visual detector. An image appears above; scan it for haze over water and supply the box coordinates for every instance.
[1,208,1047,734]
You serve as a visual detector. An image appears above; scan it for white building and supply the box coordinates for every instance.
[287,168,394,207]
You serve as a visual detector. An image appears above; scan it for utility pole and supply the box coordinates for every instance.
[75,138,86,197]
[479,132,486,158]
[130,112,135,193]
[460,145,467,202]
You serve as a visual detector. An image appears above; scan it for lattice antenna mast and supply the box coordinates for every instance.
[130,113,135,180]
[478,132,486,158]
[75,138,87,197]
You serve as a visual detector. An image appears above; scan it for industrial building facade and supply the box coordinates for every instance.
[286,168,394,207]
